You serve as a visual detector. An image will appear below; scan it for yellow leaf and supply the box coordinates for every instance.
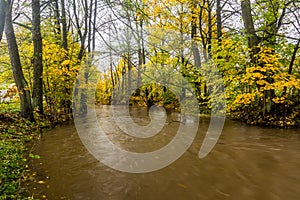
[177,183,187,189]
[38,180,46,184]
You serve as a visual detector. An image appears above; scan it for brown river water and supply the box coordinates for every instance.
[29,105,300,200]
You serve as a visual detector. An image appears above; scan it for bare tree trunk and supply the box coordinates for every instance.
[108,21,115,90]
[4,0,34,121]
[61,0,68,51]
[241,0,259,59]
[60,0,73,115]
[199,3,208,62]
[121,64,126,97]
[72,0,88,61]
[136,19,143,95]
[92,0,97,51]
[127,54,132,95]
[191,1,201,68]
[87,0,93,53]
[77,0,88,61]
[32,0,43,114]
[288,38,300,74]
[207,1,212,58]
[53,0,61,36]
[216,0,222,45]
[180,22,186,100]
[79,0,93,114]
[72,0,89,115]
[0,0,5,41]
[110,63,115,89]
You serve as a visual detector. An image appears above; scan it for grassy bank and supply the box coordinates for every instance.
[0,112,37,199]
[0,102,51,199]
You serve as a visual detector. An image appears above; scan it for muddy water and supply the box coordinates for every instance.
[30,105,300,199]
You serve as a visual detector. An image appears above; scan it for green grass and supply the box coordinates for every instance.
[0,103,39,199]
[0,100,20,113]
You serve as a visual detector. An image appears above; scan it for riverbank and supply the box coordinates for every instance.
[228,111,300,128]
[0,108,53,199]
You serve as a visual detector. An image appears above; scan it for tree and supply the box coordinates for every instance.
[32,0,43,114]
[0,0,5,41]
[3,0,34,121]
[241,0,259,58]
[288,38,300,74]
[61,0,68,51]
[216,0,222,44]
[191,0,201,68]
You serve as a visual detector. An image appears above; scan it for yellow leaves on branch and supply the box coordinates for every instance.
[61,60,71,66]
[144,0,217,38]
[233,93,258,105]
[256,79,269,86]
[230,46,300,108]
[272,97,285,104]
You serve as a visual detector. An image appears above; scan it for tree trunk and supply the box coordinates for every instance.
[72,0,90,115]
[32,0,44,114]
[53,0,61,35]
[76,0,88,61]
[5,0,34,121]
[283,38,299,100]
[216,0,222,45]
[241,0,259,59]
[288,38,300,74]
[199,3,208,62]
[92,0,97,51]
[61,0,68,51]
[79,0,93,115]
[60,0,72,115]
[121,64,126,97]
[207,1,212,58]
[0,0,5,41]
[127,54,132,95]
[191,2,201,68]
[108,23,115,90]
[136,19,144,95]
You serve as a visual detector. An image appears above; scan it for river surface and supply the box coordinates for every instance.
[29,105,300,199]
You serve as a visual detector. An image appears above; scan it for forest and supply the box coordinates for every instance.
[1,0,299,127]
[0,0,300,198]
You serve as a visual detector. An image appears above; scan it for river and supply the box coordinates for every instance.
[28,105,300,199]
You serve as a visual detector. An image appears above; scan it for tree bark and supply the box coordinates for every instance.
[127,54,132,95]
[191,1,201,68]
[241,0,259,58]
[75,0,88,61]
[32,0,44,114]
[191,32,201,68]
[0,0,5,41]
[206,0,213,59]
[108,20,115,90]
[136,19,143,94]
[79,0,93,115]
[60,0,72,115]
[288,38,300,74]
[61,0,68,51]
[53,0,61,35]
[199,2,208,62]
[5,0,34,121]
[216,0,222,45]
[72,0,89,115]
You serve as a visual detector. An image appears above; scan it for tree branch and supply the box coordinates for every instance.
[12,21,31,30]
